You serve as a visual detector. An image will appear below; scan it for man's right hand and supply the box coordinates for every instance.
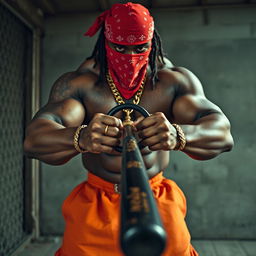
[79,113,123,154]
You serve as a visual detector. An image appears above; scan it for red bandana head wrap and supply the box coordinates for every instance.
[84,2,154,99]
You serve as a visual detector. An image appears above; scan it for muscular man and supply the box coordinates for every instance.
[24,3,233,256]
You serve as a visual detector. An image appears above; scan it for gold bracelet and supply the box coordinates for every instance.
[73,125,88,153]
[172,124,186,151]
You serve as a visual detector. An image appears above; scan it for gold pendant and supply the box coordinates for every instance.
[123,109,133,126]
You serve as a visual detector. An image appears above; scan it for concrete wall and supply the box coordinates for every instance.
[41,6,256,239]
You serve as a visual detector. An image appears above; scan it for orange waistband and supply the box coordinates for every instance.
[87,171,164,194]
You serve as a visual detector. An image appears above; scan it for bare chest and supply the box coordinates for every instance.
[82,80,176,123]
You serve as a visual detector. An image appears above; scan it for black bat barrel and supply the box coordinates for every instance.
[120,125,166,256]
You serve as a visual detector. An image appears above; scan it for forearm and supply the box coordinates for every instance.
[181,113,234,160]
[24,118,79,165]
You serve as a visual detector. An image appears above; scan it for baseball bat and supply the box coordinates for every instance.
[107,103,167,256]
[120,119,167,256]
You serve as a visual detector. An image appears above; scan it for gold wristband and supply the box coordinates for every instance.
[73,125,88,153]
[172,124,186,151]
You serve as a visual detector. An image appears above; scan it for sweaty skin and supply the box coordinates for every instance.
[24,45,233,184]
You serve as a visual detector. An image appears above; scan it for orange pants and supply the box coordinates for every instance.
[55,172,198,256]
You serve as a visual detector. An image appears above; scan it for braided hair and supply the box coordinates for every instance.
[87,27,166,87]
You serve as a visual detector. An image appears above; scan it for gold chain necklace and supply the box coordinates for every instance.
[106,70,146,121]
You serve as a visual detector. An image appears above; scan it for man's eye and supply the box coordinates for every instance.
[136,47,147,52]
[115,46,125,52]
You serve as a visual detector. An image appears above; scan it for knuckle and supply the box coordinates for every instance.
[112,117,120,126]
[107,116,119,126]
[113,127,119,134]
[163,141,171,148]
[91,134,100,143]
[160,122,169,131]
[91,122,101,132]
[92,113,103,122]
[92,143,100,151]
[156,112,165,118]
[162,133,169,140]
[94,113,104,118]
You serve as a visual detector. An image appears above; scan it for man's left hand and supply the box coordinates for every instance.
[134,112,177,151]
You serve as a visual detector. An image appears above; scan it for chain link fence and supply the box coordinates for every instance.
[0,3,32,256]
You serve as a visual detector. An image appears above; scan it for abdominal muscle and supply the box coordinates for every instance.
[82,149,170,184]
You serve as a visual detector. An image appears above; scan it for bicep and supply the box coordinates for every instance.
[172,94,222,124]
[33,71,86,127]
[33,98,86,127]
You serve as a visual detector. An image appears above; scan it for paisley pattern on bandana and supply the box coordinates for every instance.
[105,21,113,41]
[84,3,154,45]
[104,9,154,45]
[105,43,150,99]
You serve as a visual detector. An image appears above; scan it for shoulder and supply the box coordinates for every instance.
[157,66,205,97]
[49,67,99,103]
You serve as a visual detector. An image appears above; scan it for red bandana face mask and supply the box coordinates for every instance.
[84,2,154,99]
[105,42,151,99]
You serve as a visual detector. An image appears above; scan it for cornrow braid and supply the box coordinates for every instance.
[87,27,166,87]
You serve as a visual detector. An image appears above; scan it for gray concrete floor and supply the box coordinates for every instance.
[16,238,256,256]
[193,240,256,256]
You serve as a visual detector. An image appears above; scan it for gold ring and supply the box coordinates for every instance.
[104,125,109,136]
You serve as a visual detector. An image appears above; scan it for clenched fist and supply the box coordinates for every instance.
[135,112,178,151]
[79,113,123,154]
